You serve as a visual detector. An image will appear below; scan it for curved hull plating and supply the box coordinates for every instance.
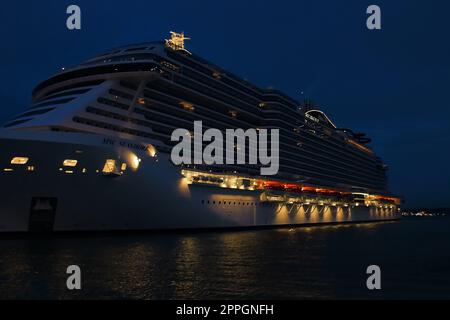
[0,131,399,233]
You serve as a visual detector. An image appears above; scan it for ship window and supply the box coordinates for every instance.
[3,118,32,128]
[34,64,157,95]
[38,88,91,102]
[39,80,104,99]
[121,163,127,171]
[124,47,147,52]
[11,157,29,165]
[28,97,75,111]
[102,159,117,173]
[12,107,55,120]
[97,97,130,110]
[63,159,78,167]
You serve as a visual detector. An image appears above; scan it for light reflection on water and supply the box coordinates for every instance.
[1,218,450,299]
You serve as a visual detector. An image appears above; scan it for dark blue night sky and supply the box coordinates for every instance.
[0,0,449,207]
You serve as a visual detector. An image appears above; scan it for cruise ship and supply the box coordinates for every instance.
[0,32,401,232]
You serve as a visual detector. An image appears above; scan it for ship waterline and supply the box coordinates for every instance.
[0,33,400,232]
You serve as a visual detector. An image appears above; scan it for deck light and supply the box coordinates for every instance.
[11,157,29,165]
[63,159,78,167]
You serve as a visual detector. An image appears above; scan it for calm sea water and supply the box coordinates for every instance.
[0,218,449,299]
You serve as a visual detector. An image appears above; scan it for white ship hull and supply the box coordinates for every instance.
[0,131,399,233]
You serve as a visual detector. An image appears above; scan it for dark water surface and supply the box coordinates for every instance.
[1,218,449,299]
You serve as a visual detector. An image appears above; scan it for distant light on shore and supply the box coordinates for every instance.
[401,210,447,217]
